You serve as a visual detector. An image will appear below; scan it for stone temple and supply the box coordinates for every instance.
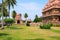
[42,0,60,25]
[15,14,23,24]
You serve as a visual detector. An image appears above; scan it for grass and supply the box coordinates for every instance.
[49,36,60,40]
[0,24,60,40]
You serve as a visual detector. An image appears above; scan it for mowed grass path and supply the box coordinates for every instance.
[0,24,60,40]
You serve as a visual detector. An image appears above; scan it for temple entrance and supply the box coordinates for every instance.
[17,20,20,24]
[58,16,60,21]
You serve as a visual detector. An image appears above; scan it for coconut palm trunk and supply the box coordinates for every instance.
[8,9,10,18]
[26,18,27,24]
[1,0,4,29]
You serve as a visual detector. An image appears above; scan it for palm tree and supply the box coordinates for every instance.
[24,13,28,24]
[1,0,4,29]
[1,0,17,29]
[3,7,9,17]
[0,3,9,17]
[5,0,17,18]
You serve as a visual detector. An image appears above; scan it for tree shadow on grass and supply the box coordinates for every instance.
[49,36,60,40]
[51,29,60,33]
[0,33,13,40]
[5,37,12,40]
[0,33,9,36]
[25,38,45,40]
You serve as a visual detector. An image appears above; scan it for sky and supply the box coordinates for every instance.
[0,0,48,20]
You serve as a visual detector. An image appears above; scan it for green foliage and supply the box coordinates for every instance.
[4,18,14,26]
[0,3,9,17]
[23,20,26,23]
[5,0,17,9]
[33,15,42,23]
[4,18,14,24]
[3,7,9,17]
[12,10,16,19]
[0,4,1,12]
[40,23,52,29]
[26,23,30,26]
[0,13,2,17]
[24,13,28,18]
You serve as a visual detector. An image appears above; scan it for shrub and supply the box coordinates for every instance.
[40,23,52,29]
[26,23,30,26]
[4,18,14,27]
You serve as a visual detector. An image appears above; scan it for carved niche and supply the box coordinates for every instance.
[51,9,59,14]
[46,11,50,15]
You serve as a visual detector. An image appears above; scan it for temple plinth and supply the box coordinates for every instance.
[42,0,60,25]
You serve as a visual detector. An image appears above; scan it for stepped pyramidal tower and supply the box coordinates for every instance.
[42,0,60,25]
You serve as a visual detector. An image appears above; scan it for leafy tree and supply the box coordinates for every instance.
[24,13,28,23]
[38,17,42,22]
[24,13,28,18]
[12,10,16,19]
[4,18,14,27]
[33,15,38,23]
[33,15,42,23]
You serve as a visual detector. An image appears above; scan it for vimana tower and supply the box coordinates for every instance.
[42,0,60,25]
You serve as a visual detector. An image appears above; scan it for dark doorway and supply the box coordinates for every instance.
[17,20,20,24]
[58,16,60,21]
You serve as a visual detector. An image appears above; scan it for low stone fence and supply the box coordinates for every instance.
[30,22,42,27]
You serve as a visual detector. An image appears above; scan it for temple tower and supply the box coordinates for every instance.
[42,0,60,25]
[15,14,23,24]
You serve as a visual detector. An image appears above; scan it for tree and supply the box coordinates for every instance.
[1,0,4,29]
[12,10,16,19]
[38,17,42,22]
[33,15,42,23]
[4,18,14,27]
[5,0,17,18]
[3,7,9,17]
[33,15,38,23]
[24,13,28,23]
[0,4,9,17]
[1,0,17,29]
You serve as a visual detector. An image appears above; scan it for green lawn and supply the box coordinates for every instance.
[0,24,60,40]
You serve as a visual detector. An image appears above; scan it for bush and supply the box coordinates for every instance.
[40,23,53,29]
[26,23,30,26]
[4,18,14,27]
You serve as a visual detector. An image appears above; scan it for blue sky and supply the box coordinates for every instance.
[0,0,48,20]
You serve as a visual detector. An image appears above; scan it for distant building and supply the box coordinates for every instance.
[15,14,23,24]
[42,0,60,25]
[27,19,31,23]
